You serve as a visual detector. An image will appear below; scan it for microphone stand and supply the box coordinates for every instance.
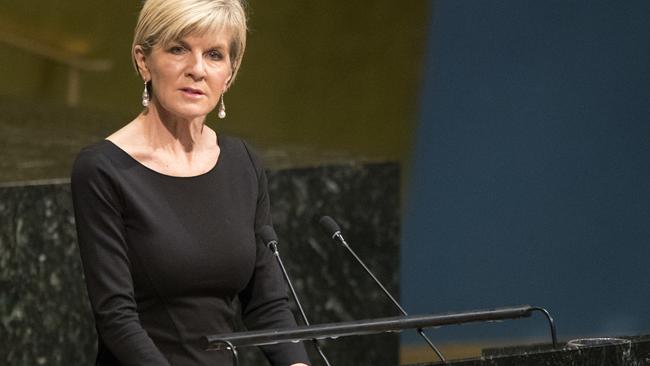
[321,216,446,363]
[267,241,333,366]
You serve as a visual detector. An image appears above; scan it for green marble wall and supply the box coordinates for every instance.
[0,183,95,365]
[0,162,401,366]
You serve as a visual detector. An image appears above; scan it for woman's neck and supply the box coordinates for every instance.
[139,103,210,154]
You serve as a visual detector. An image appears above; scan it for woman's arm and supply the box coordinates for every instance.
[71,148,171,366]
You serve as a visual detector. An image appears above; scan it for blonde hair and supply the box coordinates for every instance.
[132,0,247,86]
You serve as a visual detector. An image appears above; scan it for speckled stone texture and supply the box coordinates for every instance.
[0,162,400,366]
[264,162,401,366]
[0,183,95,365]
[408,335,650,365]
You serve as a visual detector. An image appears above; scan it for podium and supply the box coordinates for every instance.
[204,305,650,365]
[204,305,557,365]
[409,335,649,365]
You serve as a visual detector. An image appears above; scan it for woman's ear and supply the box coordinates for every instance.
[223,66,234,92]
[224,76,232,92]
[133,45,150,81]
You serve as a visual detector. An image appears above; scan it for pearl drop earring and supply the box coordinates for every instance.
[218,93,226,119]
[141,81,150,107]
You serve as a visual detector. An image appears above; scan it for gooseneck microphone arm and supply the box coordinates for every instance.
[319,216,446,364]
[259,225,332,366]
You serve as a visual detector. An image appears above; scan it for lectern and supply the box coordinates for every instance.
[204,305,556,365]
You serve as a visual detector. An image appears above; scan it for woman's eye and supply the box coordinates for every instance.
[169,46,185,55]
[207,50,223,60]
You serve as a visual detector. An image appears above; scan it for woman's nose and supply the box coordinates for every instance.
[185,52,207,79]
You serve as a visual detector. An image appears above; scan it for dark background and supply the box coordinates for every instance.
[403,0,650,346]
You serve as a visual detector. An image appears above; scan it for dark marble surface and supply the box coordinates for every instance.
[409,335,650,366]
[0,183,95,365]
[263,162,401,366]
[0,162,400,366]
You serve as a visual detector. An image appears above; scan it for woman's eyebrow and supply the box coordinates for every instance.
[175,40,191,48]
[174,39,227,50]
[207,41,228,50]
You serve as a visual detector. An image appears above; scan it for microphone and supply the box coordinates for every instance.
[259,225,332,366]
[318,216,446,363]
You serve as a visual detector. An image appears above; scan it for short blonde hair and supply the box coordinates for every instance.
[132,0,247,86]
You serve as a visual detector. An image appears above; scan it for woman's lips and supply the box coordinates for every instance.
[180,88,205,97]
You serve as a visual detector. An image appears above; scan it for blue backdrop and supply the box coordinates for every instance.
[402,0,650,344]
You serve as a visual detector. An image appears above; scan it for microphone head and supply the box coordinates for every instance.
[259,225,278,246]
[319,215,341,237]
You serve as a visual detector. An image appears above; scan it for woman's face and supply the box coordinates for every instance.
[136,31,233,120]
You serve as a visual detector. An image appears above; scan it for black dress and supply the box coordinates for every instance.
[71,136,309,366]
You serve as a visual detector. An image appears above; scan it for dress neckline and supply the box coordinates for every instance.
[102,137,222,179]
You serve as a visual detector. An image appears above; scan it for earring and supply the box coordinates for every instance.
[141,81,150,107]
[218,93,226,119]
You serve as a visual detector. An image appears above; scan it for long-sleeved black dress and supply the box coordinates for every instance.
[71,135,309,366]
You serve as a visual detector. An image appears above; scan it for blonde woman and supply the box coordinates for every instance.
[71,1,309,365]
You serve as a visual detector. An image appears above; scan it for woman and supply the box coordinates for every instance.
[71,1,310,365]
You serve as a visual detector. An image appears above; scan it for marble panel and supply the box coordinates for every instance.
[408,335,650,366]
[0,162,401,366]
[0,183,96,365]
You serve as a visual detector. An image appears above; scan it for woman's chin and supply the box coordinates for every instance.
[155,102,216,121]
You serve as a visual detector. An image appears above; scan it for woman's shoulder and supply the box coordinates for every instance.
[219,134,264,171]
[74,139,117,164]
[218,134,243,149]
[71,140,122,181]
[75,116,144,168]
[79,138,115,154]
[70,140,127,209]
